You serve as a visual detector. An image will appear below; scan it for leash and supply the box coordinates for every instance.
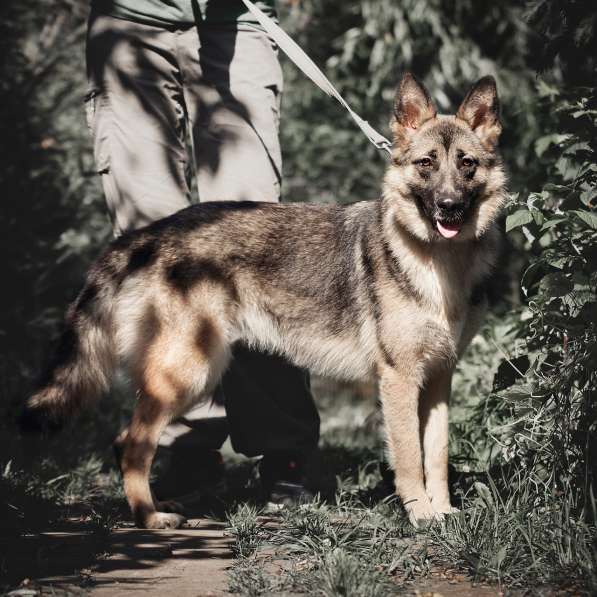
[241,0,393,156]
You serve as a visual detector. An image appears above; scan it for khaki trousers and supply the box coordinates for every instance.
[86,13,319,456]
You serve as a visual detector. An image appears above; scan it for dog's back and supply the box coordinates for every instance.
[21,200,374,429]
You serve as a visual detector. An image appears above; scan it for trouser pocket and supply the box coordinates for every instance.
[84,87,111,174]
[84,88,99,132]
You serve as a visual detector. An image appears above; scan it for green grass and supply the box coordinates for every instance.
[224,375,597,596]
[226,504,263,558]
[432,479,597,591]
[225,477,429,595]
[2,370,595,595]
[225,462,596,596]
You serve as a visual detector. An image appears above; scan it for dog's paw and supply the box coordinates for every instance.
[155,500,186,515]
[142,512,187,529]
[404,495,438,528]
[430,502,459,516]
[407,501,459,528]
[441,505,460,516]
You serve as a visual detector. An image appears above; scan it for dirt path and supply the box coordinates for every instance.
[88,520,232,597]
[7,518,233,597]
[5,518,512,597]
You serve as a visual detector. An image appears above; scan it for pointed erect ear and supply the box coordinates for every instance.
[391,73,436,147]
[393,73,436,129]
[457,76,502,149]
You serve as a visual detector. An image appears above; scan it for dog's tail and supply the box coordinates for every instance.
[19,278,117,433]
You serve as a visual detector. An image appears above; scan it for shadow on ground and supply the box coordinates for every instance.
[0,440,384,594]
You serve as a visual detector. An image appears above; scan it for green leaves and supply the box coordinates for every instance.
[493,355,530,392]
[572,209,597,229]
[486,36,596,519]
[505,209,534,233]
[534,133,571,158]
[539,272,573,297]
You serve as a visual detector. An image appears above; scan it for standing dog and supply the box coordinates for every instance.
[21,73,506,528]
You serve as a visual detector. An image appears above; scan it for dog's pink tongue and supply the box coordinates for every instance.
[437,221,461,239]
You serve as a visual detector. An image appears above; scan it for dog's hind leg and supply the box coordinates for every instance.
[113,418,185,516]
[118,317,231,529]
[119,390,182,529]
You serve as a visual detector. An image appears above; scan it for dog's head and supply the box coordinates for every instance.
[383,73,507,243]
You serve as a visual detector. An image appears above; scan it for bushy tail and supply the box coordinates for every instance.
[19,282,117,433]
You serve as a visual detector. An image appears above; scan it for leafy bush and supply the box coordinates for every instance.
[0,0,108,420]
[490,86,597,504]
[474,3,597,512]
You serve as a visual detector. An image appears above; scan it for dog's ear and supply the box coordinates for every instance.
[457,76,502,150]
[391,73,436,148]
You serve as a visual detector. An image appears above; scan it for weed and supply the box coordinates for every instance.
[316,548,391,597]
[228,558,274,596]
[432,480,597,591]
[226,503,263,558]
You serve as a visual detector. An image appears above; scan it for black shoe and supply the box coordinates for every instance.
[259,452,314,508]
[152,449,225,501]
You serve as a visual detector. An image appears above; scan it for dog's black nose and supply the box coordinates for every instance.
[437,197,463,212]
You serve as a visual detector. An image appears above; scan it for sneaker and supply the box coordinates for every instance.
[259,452,314,508]
[152,449,226,501]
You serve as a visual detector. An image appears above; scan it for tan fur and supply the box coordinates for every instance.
[25,74,507,528]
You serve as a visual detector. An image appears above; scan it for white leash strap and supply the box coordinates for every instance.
[241,0,393,155]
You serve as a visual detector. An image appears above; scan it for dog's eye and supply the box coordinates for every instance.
[416,157,433,167]
[461,156,476,168]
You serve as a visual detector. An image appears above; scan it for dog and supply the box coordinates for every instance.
[20,73,506,529]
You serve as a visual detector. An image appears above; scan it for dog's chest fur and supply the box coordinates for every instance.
[349,204,495,379]
[390,243,482,367]
[232,201,494,382]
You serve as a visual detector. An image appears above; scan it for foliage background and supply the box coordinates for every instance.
[0,0,595,591]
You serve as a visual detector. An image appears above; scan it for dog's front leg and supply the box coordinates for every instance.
[379,365,435,527]
[420,370,457,514]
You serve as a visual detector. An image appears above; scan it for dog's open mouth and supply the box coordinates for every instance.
[436,219,463,239]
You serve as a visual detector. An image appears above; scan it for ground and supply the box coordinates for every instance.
[0,378,591,596]
[1,513,506,597]
[3,517,231,597]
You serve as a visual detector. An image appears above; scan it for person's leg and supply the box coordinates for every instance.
[222,345,320,453]
[86,14,192,231]
[182,24,283,203]
[86,14,228,465]
[177,24,320,469]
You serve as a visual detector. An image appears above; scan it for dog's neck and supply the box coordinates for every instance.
[378,195,498,313]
